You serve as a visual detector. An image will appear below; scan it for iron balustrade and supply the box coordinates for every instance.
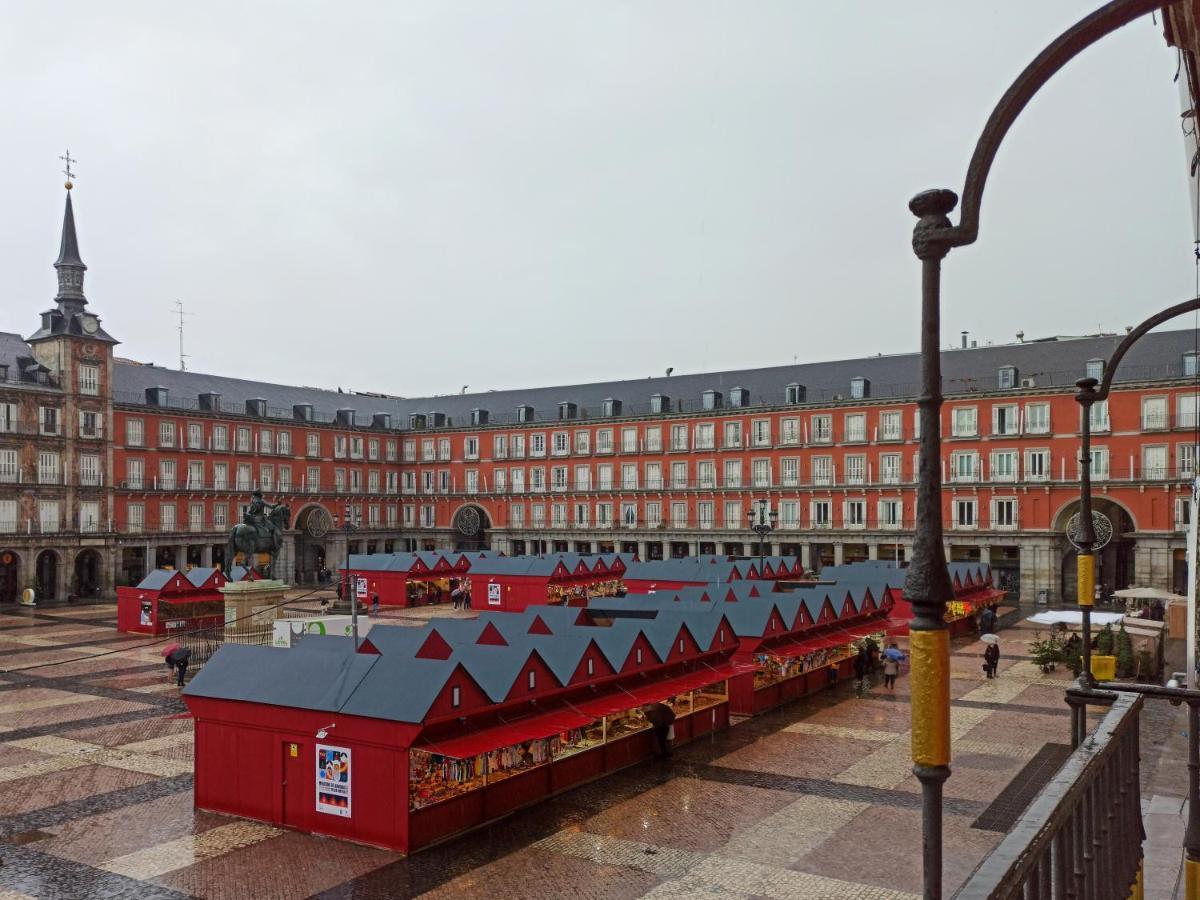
[954,691,1143,900]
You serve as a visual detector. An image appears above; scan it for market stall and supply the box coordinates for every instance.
[117,567,227,635]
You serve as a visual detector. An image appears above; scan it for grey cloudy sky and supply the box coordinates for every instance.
[0,2,1193,398]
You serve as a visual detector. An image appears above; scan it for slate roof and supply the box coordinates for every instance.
[111,329,1200,428]
[135,569,177,591]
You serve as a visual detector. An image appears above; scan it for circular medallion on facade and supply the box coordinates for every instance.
[306,507,332,539]
[83,343,96,357]
[454,506,482,536]
[1066,510,1114,551]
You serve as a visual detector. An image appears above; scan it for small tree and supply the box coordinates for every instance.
[1096,623,1114,657]
[1115,624,1135,678]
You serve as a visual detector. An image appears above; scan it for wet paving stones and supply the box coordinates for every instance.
[0,601,1148,899]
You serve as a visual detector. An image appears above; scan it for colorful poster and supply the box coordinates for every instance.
[355,576,368,599]
[488,582,501,606]
[316,744,351,817]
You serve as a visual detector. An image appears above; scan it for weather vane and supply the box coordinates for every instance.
[60,149,77,190]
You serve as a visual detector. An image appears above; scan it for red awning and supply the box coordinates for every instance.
[572,661,746,717]
[760,632,846,657]
[836,620,890,641]
[414,707,593,759]
[885,616,911,636]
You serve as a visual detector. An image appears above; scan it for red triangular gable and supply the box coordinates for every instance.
[503,650,562,701]
[476,622,508,646]
[551,561,571,580]
[408,558,431,576]
[609,558,626,575]
[160,572,190,595]
[416,630,453,660]
[452,554,472,572]
[698,590,711,602]
[861,589,877,612]
[748,584,761,597]
[430,556,454,574]
[818,597,839,623]
[592,557,610,574]
[727,567,743,582]
[528,615,553,636]
[795,604,813,627]
[839,594,856,619]
[570,640,615,683]
[666,624,702,662]
[572,560,590,576]
[724,587,738,603]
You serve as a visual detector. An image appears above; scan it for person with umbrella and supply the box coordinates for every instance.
[162,643,191,687]
[881,643,905,690]
[642,702,676,759]
[979,605,997,636]
[982,635,1000,679]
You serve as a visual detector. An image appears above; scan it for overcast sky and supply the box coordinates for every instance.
[0,2,1193,398]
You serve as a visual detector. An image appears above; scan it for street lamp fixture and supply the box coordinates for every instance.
[342,505,361,651]
[747,499,777,574]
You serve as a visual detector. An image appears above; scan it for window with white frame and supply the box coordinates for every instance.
[780,457,799,486]
[159,459,177,490]
[511,434,526,458]
[574,431,590,454]
[1024,402,1050,434]
[208,425,225,452]
[953,498,977,528]
[0,449,17,484]
[951,407,977,437]
[752,458,771,487]
[779,500,799,529]
[493,434,508,459]
[596,465,611,490]
[160,502,176,532]
[236,427,251,452]
[237,463,252,490]
[1085,359,1105,381]
[386,505,397,526]
[844,413,866,442]
[672,461,688,489]
[280,432,293,455]
[421,471,433,493]
[39,500,59,533]
[78,410,101,438]
[530,467,545,492]
[913,409,922,439]
[723,459,741,488]
[811,500,831,527]
[1088,400,1109,432]
[1180,443,1198,478]
[844,499,866,528]
[401,505,414,527]
[531,503,546,528]
[213,462,228,490]
[1178,497,1192,529]
[880,453,901,484]
[596,502,613,526]
[157,421,173,447]
[79,454,100,487]
[0,499,16,533]
[260,465,273,492]
[188,502,204,532]
[187,460,203,489]
[723,500,742,528]
[694,423,714,449]
[280,466,292,492]
[671,502,687,528]
[465,470,479,494]
[491,469,505,493]
[0,403,14,435]
[77,363,99,395]
[125,418,144,446]
[879,498,902,529]
[992,498,1017,529]
[1088,447,1110,480]
[438,438,451,461]
[368,505,380,527]
[1143,445,1167,480]
[667,423,687,451]
[552,432,569,456]
[951,451,978,483]
[436,470,448,492]
[1180,394,1200,429]
[552,466,568,491]
[990,450,1018,483]
[421,438,435,461]
[402,471,415,493]
[812,415,832,443]
[621,502,638,527]
[811,456,832,486]
[187,422,203,448]
[621,464,638,490]
[723,421,742,448]
[1142,397,1168,431]
[573,502,589,527]
[844,455,865,485]
[574,465,590,490]
[1025,449,1049,482]
[644,427,662,452]
[308,433,322,457]
[307,467,320,492]
[992,404,1018,436]
[367,438,379,460]
[623,428,639,452]
[595,430,611,453]
[126,503,144,533]
[1187,353,1200,377]
[124,457,146,489]
[261,429,274,455]
[510,468,525,492]
[646,501,662,527]
[646,462,663,489]
[421,505,436,527]
[697,501,713,529]
[780,418,800,445]
[752,420,771,446]
[464,436,480,460]
[879,411,903,441]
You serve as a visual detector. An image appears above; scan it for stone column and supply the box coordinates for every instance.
[868,544,880,560]
[1019,540,1056,605]
[769,542,781,558]
[201,545,213,567]
[174,545,186,571]
[799,544,811,571]
[833,542,845,566]
[636,541,648,561]
[279,536,295,584]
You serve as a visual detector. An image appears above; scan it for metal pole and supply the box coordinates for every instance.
[1188,701,1200,898]
[907,189,958,900]
[344,507,359,652]
[1075,379,1097,689]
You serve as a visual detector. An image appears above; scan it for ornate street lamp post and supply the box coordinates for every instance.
[342,505,361,651]
[905,2,1165,896]
[747,498,777,574]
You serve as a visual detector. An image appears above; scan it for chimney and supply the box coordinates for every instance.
[961,331,968,349]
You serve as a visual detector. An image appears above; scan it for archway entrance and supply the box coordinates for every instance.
[36,550,59,601]
[0,551,19,603]
[1056,500,1136,604]
[294,505,332,585]
[74,549,102,599]
[452,505,491,551]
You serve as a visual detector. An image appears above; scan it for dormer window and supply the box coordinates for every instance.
[409,413,426,430]
[649,394,670,414]
[516,405,534,423]
[558,401,577,420]
[702,390,722,410]
[785,383,805,404]
[729,387,749,408]
[1085,359,1105,381]
[998,366,1017,390]
[1186,352,1200,377]
[850,377,869,400]
[471,408,489,425]
[602,398,621,417]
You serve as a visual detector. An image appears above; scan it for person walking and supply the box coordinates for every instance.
[853,645,871,695]
[984,641,1000,679]
[980,605,997,636]
[371,593,380,617]
[881,644,903,690]
[642,702,676,758]
[165,646,191,687]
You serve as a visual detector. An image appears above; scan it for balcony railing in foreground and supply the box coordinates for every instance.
[956,690,1143,899]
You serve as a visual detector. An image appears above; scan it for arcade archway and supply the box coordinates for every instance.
[36,549,59,601]
[74,549,102,599]
[1055,499,1136,603]
[0,550,19,603]
[294,504,332,585]
[452,504,491,552]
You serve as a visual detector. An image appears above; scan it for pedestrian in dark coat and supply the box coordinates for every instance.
[984,642,1000,679]
[642,702,676,758]
[980,606,997,635]
[165,646,191,687]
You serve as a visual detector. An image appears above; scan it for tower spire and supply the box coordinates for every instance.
[53,187,87,306]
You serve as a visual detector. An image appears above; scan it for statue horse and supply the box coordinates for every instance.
[226,504,290,576]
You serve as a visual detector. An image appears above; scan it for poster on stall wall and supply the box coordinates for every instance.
[355,577,368,599]
[315,744,351,817]
[488,583,501,606]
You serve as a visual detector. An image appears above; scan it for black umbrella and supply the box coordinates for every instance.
[165,646,191,666]
[642,702,675,728]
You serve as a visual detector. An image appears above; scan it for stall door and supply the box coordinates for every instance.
[281,741,306,829]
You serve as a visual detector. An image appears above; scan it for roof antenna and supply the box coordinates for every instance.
[173,300,194,371]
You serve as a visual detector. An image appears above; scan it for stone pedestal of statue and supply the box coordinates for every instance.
[221,579,289,644]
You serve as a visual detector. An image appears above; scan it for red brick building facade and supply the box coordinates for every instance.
[3,188,1197,603]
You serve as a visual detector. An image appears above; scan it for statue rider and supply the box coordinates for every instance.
[244,489,281,548]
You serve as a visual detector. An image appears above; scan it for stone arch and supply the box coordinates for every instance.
[1050,497,1138,536]
[74,549,103,599]
[36,549,60,601]
[0,549,20,603]
[452,504,492,551]
[294,503,333,586]
[1052,498,1138,603]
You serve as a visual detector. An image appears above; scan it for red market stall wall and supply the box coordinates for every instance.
[115,587,224,635]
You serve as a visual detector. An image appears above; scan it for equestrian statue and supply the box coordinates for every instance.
[227,490,290,577]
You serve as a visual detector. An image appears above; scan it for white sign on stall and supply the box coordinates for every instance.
[488,582,501,606]
[315,744,351,817]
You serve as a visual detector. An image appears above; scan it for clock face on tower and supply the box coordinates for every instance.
[81,315,99,334]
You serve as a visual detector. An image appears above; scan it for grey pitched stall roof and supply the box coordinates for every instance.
[113,328,1200,427]
[184,567,223,588]
[135,569,178,591]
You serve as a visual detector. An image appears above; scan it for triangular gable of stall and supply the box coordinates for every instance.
[679,608,728,651]
[414,629,453,660]
[501,646,564,701]
[451,553,472,572]
[430,555,455,575]
[476,621,509,646]
[528,614,553,636]
[158,571,192,595]
[184,567,224,591]
[589,621,646,672]
[592,557,610,575]
[529,633,593,686]
[608,556,627,575]
[759,560,776,579]
[772,595,803,632]
[568,637,617,683]
[550,560,572,580]
[571,559,591,577]
[453,643,532,704]
[837,590,858,619]
[408,557,431,576]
